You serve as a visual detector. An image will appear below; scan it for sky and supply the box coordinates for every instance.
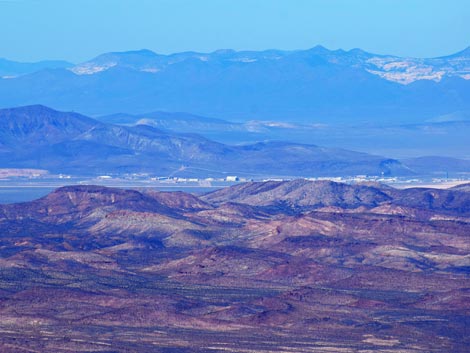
[1,0,469,63]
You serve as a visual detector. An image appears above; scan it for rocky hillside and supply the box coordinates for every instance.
[0,180,469,352]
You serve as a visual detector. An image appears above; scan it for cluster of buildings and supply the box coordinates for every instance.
[2,170,470,189]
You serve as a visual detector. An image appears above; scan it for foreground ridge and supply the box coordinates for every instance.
[0,180,469,352]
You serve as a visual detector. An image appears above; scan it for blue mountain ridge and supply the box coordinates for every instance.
[0,105,411,177]
[0,46,469,122]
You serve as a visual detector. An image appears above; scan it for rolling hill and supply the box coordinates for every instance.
[0,105,411,177]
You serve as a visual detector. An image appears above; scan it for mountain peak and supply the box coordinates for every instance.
[0,105,98,145]
[3,104,55,113]
[347,48,374,57]
[439,46,470,58]
[0,104,87,119]
[117,49,158,57]
[212,49,237,55]
[307,44,330,54]
[91,49,160,61]
[453,46,470,57]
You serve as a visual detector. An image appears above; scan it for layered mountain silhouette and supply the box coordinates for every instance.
[0,46,469,121]
[0,57,72,77]
[97,108,470,159]
[0,105,411,177]
[0,180,469,351]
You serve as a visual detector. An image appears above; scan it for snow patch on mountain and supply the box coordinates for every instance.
[71,62,117,75]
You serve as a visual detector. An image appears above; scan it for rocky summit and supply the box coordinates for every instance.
[0,180,469,352]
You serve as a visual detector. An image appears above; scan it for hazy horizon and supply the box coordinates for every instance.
[1,0,469,62]
[3,44,470,65]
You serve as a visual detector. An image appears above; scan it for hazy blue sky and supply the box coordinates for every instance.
[1,0,469,63]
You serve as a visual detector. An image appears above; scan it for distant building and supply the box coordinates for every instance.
[226,176,239,182]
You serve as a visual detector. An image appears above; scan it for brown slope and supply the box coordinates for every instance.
[202,179,393,212]
[203,179,470,216]
[0,181,469,352]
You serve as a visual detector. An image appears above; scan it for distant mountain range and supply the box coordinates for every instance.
[0,105,415,177]
[70,46,470,84]
[1,105,469,177]
[0,58,72,77]
[97,109,470,159]
[1,46,470,122]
